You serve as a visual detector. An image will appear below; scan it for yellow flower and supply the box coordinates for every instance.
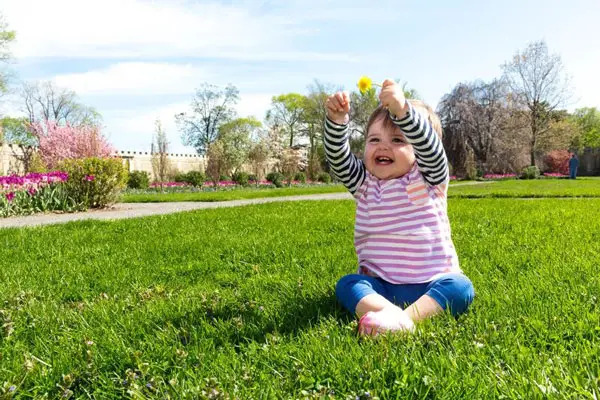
[357,76,372,94]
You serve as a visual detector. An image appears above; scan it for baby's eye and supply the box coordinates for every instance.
[392,138,405,144]
[368,138,379,143]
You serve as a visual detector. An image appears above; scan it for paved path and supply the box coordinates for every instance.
[0,192,354,228]
[0,181,495,229]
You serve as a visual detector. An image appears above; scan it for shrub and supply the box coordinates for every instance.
[266,172,284,188]
[521,165,540,180]
[57,157,127,208]
[248,174,258,182]
[219,175,231,182]
[294,172,307,183]
[173,172,188,183]
[184,171,205,187]
[317,172,332,183]
[543,150,570,175]
[128,170,150,189]
[232,172,250,186]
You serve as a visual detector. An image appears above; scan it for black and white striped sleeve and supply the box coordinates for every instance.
[392,104,449,186]
[323,117,366,195]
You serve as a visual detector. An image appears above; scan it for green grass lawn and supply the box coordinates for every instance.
[120,178,600,203]
[448,177,600,198]
[120,184,347,203]
[1,199,599,398]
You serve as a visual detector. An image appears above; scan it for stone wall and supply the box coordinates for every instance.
[114,150,207,179]
[0,144,207,178]
[0,143,27,175]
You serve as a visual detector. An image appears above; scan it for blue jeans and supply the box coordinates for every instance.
[570,168,577,179]
[335,273,475,317]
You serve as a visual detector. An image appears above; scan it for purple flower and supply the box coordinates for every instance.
[5,192,15,202]
[85,175,95,182]
[28,187,37,196]
[8,385,16,392]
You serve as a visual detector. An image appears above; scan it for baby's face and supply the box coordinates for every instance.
[364,118,415,180]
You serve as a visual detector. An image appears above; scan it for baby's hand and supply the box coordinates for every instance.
[379,79,408,119]
[325,91,350,125]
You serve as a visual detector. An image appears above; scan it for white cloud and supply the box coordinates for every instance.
[2,0,356,62]
[236,93,273,120]
[53,62,207,95]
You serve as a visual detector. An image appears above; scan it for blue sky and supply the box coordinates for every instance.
[2,0,599,153]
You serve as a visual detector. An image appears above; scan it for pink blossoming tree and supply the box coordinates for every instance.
[29,121,115,168]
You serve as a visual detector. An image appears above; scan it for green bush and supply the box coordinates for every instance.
[173,173,187,183]
[184,171,205,187]
[266,172,284,188]
[232,172,250,186]
[57,157,127,208]
[317,172,332,183]
[521,165,540,180]
[219,175,231,182]
[294,172,307,183]
[248,174,258,182]
[128,170,150,189]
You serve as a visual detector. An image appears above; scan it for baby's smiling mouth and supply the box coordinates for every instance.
[375,156,394,165]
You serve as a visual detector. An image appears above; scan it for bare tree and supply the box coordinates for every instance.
[151,119,171,190]
[438,79,535,175]
[502,40,572,165]
[304,80,336,178]
[247,139,270,185]
[176,83,239,155]
[205,140,231,187]
[20,81,101,127]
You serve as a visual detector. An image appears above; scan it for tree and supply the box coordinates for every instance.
[0,14,16,95]
[502,40,571,165]
[572,107,600,149]
[303,80,335,178]
[30,120,114,169]
[21,81,101,127]
[266,93,306,147]
[205,140,230,187]
[279,147,306,185]
[176,83,239,155]
[438,80,513,174]
[247,139,270,184]
[535,117,580,153]
[216,117,260,174]
[151,120,171,188]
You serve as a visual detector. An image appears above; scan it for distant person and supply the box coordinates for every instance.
[324,80,474,336]
[569,154,579,179]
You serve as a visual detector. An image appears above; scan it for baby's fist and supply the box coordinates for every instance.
[325,91,350,125]
[379,79,408,118]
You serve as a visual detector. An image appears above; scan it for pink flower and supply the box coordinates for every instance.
[28,187,37,196]
[5,192,15,202]
[85,175,95,182]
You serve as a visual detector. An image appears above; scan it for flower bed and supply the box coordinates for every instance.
[542,172,569,178]
[482,173,518,180]
[0,171,78,217]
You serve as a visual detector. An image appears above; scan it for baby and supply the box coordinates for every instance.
[324,79,474,335]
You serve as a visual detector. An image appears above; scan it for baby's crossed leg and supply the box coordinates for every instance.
[335,273,474,335]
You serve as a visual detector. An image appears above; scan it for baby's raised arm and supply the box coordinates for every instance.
[379,80,448,187]
[323,92,366,195]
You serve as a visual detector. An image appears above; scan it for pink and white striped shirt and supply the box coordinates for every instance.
[324,104,461,284]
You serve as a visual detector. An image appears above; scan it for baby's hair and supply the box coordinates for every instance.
[366,100,443,139]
